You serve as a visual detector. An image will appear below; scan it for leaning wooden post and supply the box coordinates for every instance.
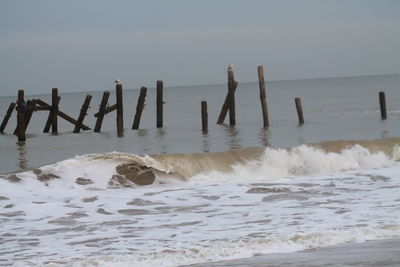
[132,87,147,130]
[0,102,16,133]
[257,65,269,127]
[227,65,236,126]
[379,91,387,120]
[156,80,163,128]
[217,81,238,124]
[16,90,26,141]
[94,91,110,132]
[43,96,60,133]
[201,101,208,133]
[116,83,124,137]
[51,88,59,134]
[295,97,304,125]
[73,95,92,133]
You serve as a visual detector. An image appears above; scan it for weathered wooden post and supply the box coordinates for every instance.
[0,102,16,133]
[201,101,208,133]
[73,95,92,133]
[116,83,124,137]
[217,81,238,124]
[379,91,387,120]
[16,90,26,141]
[94,91,110,132]
[156,80,163,128]
[43,96,60,133]
[295,97,304,125]
[132,87,147,130]
[14,100,35,134]
[227,65,236,126]
[37,98,90,132]
[257,65,269,127]
[51,88,59,134]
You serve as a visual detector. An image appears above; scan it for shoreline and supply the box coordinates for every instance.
[184,238,400,267]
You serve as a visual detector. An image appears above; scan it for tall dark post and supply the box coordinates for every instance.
[156,80,163,128]
[201,101,208,133]
[94,91,110,132]
[116,83,124,137]
[227,66,236,126]
[51,88,59,134]
[0,102,16,133]
[16,90,26,141]
[379,91,387,120]
[14,100,35,135]
[295,97,304,125]
[132,87,147,130]
[73,95,92,133]
[257,65,269,127]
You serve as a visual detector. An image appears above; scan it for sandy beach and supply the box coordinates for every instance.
[185,238,400,267]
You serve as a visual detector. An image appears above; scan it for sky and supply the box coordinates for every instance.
[0,0,400,96]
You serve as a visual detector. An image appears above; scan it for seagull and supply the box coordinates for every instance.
[228,65,234,71]
[114,78,121,84]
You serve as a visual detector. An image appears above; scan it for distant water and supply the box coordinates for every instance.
[0,74,400,266]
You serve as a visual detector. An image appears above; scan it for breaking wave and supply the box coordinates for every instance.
[2,137,400,188]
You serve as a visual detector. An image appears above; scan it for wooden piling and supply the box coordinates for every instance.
[43,97,60,133]
[16,90,26,141]
[227,66,236,126]
[73,95,92,133]
[201,101,208,132]
[94,91,110,132]
[379,91,387,120]
[257,65,269,127]
[37,99,91,131]
[295,97,304,125]
[217,81,238,124]
[14,100,35,135]
[51,88,59,134]
[132,87,147,130]
[94,104,116,117]
[0,102,16,133]
[156,80,163,128]
[116,83,124,137]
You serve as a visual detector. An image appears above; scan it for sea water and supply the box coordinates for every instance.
[0,74,399,266]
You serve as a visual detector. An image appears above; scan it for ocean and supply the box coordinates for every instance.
[0,74,399,266]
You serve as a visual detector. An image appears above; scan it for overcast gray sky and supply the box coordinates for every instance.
[1,0,400,96]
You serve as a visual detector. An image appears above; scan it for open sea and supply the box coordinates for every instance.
[0,74,400,266]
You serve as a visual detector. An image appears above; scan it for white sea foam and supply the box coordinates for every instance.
[1,142,400,266]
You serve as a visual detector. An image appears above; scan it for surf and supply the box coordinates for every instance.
[2,137,399,188]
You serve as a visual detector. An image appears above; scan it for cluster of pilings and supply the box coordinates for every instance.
[0,65,393,142]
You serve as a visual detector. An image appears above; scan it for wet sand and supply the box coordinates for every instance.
[185,238,400,267]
